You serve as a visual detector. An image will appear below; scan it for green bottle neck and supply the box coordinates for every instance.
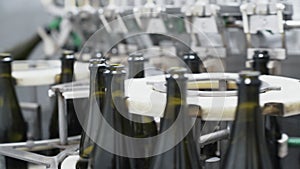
[237,84,260,107]
[102,71,126,129]
[183,53,204,73]
[111,74,126,99]
[89,66,106,97]
[128,53,145,79]
[60,60,75,83]
[161,76,187,131]
[128,61,145,78]
[184,58,200,73]
[233,83,264,139]
[253,60,269,75]
[0,63,12,78]
[103,71,127,115]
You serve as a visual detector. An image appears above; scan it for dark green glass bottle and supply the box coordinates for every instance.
[182,52,206,73]
[0,53,27,169]
[222,71,273,169]
[127,53,158,169]
[49,50,81,139]
[76,58,107,169]
[91,64,131,169]
[252,50,282,169]
[183,52,213,162]
[149,67,202,169]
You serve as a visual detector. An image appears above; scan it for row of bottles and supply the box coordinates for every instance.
[0,50,281,169]
[0,50,85,169]
[74,51,271,169]
[77,55,201,169]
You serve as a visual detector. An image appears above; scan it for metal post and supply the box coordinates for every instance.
[58,92,68,145]
[219,121,231,165]
[0,143,79,169]
[199,129,230,147]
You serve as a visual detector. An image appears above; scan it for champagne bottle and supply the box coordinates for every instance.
[0,53,27,169]
[252,50,282,169]
[149,67,202,169]
[182,52,206,73]
[91,64,131,169]
[183,52,214,163]
[127,53,158,169]
[221,71,274,169]
[49,50,81,142]
[127,52,157,137]
[76,58,108,169]
[4,33,42,60]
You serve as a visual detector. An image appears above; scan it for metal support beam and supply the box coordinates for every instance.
[199,129,230,147]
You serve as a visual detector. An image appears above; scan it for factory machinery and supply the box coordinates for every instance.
[1,0,300,169]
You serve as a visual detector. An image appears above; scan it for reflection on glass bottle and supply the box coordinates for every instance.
[0,53,27,169]
[76,58,107,169]
[91,64,131,169]
[182,52,206,73]
[222,71,273,169]
[49,50,81,146]
[149,67,202,169]
[183,52,213,164]
[128,53,146,79]
[252,50,282,169]
[127,53,158,169]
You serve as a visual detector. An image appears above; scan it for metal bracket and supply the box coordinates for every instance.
[199,129,230,147]
[0,137,79,169]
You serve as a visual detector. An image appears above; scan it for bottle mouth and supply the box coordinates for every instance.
[61,50,75,60]
[62,50,74,55]
[110,64,126,75]
[253,50,270,60]
[237,70,261,86]
[183,52,200,60]
[88,58,107,69]
[128,52,144,62]
[0,53,12,62]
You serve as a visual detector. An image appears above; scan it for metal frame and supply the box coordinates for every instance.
[0,136,80,169]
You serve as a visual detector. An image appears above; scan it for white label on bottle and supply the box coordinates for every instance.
[0,155,6,169]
